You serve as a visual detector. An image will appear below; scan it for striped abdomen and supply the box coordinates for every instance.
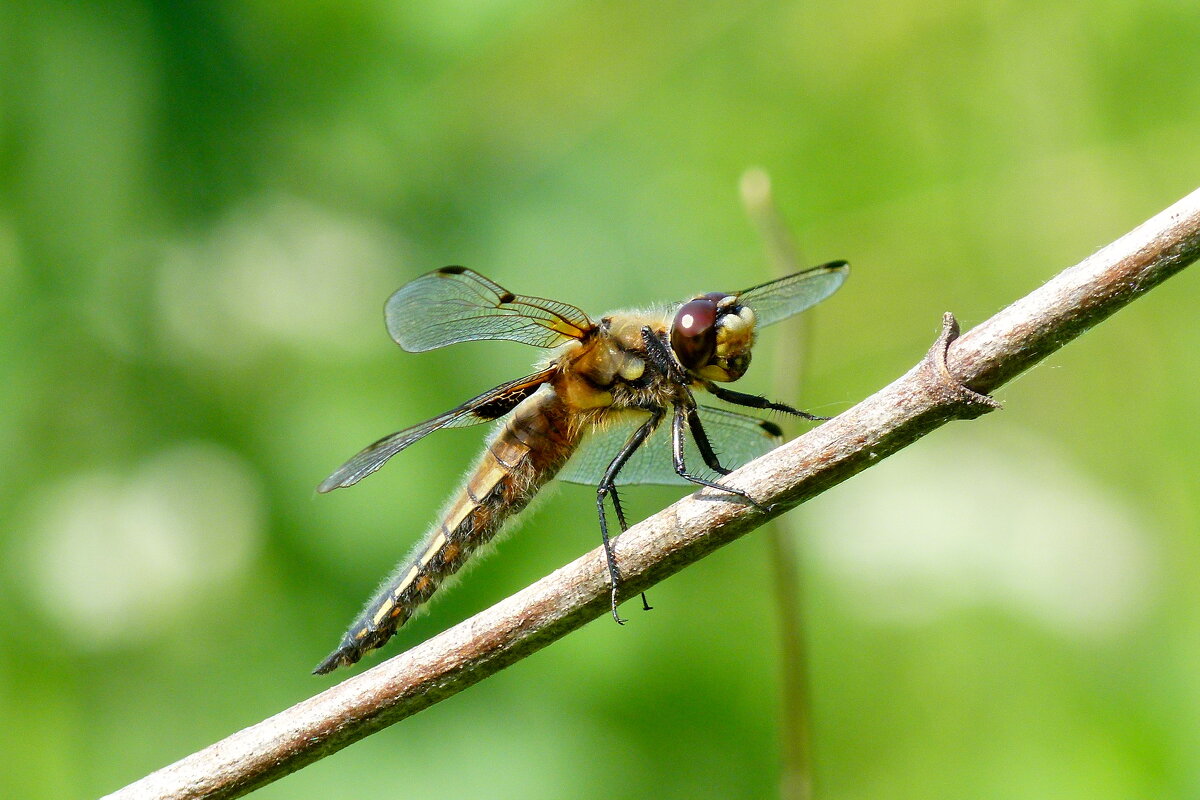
[314,389,580,674]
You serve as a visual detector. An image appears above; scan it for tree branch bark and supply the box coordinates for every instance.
[105,186,1200,800]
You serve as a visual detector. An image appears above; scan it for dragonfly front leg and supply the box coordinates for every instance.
[640,325,688,383]
[702,381,828,421]
[597,407,664,623]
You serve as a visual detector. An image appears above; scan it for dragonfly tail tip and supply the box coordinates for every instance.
[313,649,351,675]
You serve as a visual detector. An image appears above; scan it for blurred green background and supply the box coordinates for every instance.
[2,1,1199,798]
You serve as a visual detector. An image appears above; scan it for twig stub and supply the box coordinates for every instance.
[921,312,1003,419]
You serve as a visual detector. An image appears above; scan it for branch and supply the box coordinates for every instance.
[105,187,1200,800]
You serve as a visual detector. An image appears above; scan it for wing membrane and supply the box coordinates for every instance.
[385,267,593,352]
[318,367,556,492]
[558,406,782,487]
[737,260,849,328]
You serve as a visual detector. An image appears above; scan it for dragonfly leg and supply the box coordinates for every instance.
[684,405,731,476]
[607,484,653,612]
[594,489,626,625]
[597,407,664,624]
[702,381,829,421]
[640,326,688,383]
[672,404,766,511]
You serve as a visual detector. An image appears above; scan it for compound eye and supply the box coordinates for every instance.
[670,298,718,370]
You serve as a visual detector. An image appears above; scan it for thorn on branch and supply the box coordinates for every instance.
[922,312,1003,419]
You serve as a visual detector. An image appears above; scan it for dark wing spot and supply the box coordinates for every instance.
[498,292,516,304]
[437,265,468,275]
[470,384,540,420]
[760,420,784,438]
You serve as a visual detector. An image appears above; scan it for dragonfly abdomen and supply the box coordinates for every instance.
[314,389,579,674]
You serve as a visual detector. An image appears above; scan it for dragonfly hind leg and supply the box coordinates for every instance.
[596,407,664,623]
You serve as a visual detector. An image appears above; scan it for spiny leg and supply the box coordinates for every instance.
[641,326,687,382]
[606,482,653,612]
[702,381,829,421]
[672,403,765,510]
[685,405,731,476]
[639,326,764,504]
[595,485,623,624]
[640,324,825,422]
[597,407,664,623]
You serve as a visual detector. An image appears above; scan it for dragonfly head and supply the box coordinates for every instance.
[670,292,757,382]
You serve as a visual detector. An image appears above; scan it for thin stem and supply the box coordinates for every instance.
[740,167,815,800]
[104,186,1200,800]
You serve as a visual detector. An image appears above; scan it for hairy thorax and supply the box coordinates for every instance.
[550,310,680,422]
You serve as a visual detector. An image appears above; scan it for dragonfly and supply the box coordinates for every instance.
[313,262,848,674]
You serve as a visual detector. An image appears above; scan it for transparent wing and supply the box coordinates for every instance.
[385,267,593,352]
[558,406,782,487]
[317,367,556,492]
[736,260,849,328]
